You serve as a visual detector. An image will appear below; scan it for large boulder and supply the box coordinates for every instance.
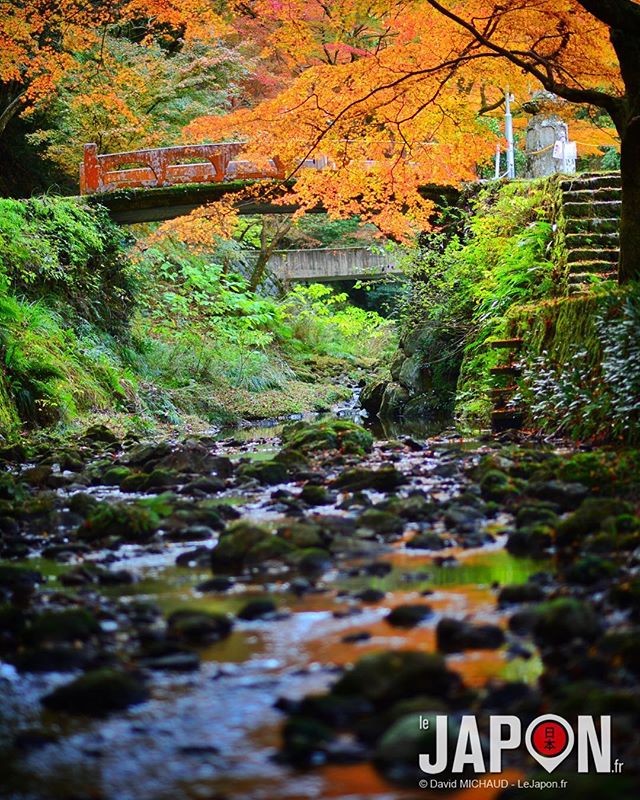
[379,382,409,419]
[398,353,432,395]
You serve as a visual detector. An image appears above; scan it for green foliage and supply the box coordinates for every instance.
[282,283,393,361]
[0,197,132,332]
[400,180,555,426]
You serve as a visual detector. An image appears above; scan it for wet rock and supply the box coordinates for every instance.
[497,583,545,606]
[237,598,278,620]
[67,492,99,515]
[360,380,387,417]
[299,484,334,506]
[196,576,235,593]
[167,609,233,643]
[166,524,217,543]
[77,500,162,543]
[532,598,601,646]
[386,604,433,628]
[506,524,553,557]
[407,532,447,550]
[436,618,505,653]
[238,460,289,486]
[182,476,226,494]
[102,466,131,486]
[515,505,559,529]
[277,521,325,549]
[209,521,273,570]
[354,587,386,603]
[282,419,373,456]
[564,556,617,586]
[98,568,134,586]
[281,716,336,765]
[332,650,460,708]
[138,651,200,672]
[0,564,42,593]
[13,645,91,673]
[357,509,404,537]
[527,480,589,511]
[374,712,461,785]
[479,470,518,502]
[42,668,149,716]
[83,424,119,445]
[556,498,631,546]
[292,548,332,576]
[386,495,436,522]
[333,466,405,492]
[378,382,409,419]
[25,609,99,645]
[122,442,173,467]
[342,631,372,643]
[176,546,211,568]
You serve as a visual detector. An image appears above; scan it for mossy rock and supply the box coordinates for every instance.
[333,466,404,492]
[277,521,325,548]
[282,419,373,456]
[564,556,617,586]
[237,460,290,486]
[247,535,297,564]
[167,609,232,643]
[299,484,333,506]
[25,609,99,645]
[210,521,272,569]
[289,547,332,576]
[41,669,149,716]
[281,715,336,765]
[332,650,458,708]
[532,598,601,646]
[479,470,519,502]
[358,509,404,536]
[506,524,553,557]
[102,466,132,486]
[386,604,433,628]
[77,501,161,543]
[83,424,119,444]
[374,712,462,785]
[0,564,42,591]
[556,497,631,546]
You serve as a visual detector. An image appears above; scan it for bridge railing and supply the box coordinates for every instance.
[79,142,295,194]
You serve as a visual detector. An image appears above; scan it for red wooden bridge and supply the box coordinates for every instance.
[79,142,333,195]
[79,142,458,224]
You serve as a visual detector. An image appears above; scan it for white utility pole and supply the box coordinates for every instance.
[494,143,501,179]
[505,89,516,179]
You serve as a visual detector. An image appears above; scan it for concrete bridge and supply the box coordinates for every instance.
[80,142,460,224]
[248,246,401,284]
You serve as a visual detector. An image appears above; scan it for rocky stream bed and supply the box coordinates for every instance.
[0,412,639,800]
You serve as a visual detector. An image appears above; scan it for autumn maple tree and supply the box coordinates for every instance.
[186,0,640,282]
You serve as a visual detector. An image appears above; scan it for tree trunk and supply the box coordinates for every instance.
[618,117,640,283]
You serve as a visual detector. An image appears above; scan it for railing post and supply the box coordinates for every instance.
[81,143,100,194]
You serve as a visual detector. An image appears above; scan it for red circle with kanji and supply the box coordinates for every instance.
[530,720,570,757]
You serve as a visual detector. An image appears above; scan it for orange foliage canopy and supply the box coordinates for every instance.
[0,0,226,132]
[185,0,624,239]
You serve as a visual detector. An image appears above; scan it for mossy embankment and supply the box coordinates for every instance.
[371,175,639,443]
[0,196,393,439]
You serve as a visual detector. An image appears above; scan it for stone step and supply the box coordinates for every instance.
[491,409,525,432]
[488,338,523,350]
[562,200,621,219]
[565,232,619,249]
[566,248,618,263]
[569,260,619,274]
[560,173,621,192]
[562,188,622,204]
[491,387,518,410]
[567,271,616,285]
[490,365,522,377]
[565,217,620,235]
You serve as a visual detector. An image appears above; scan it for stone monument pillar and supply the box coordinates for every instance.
[524,115,576,178]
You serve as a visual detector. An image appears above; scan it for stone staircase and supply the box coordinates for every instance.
[560,172,620,291]
[488,338,525,432]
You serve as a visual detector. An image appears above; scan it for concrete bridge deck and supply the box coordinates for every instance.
[261,246,400,283]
